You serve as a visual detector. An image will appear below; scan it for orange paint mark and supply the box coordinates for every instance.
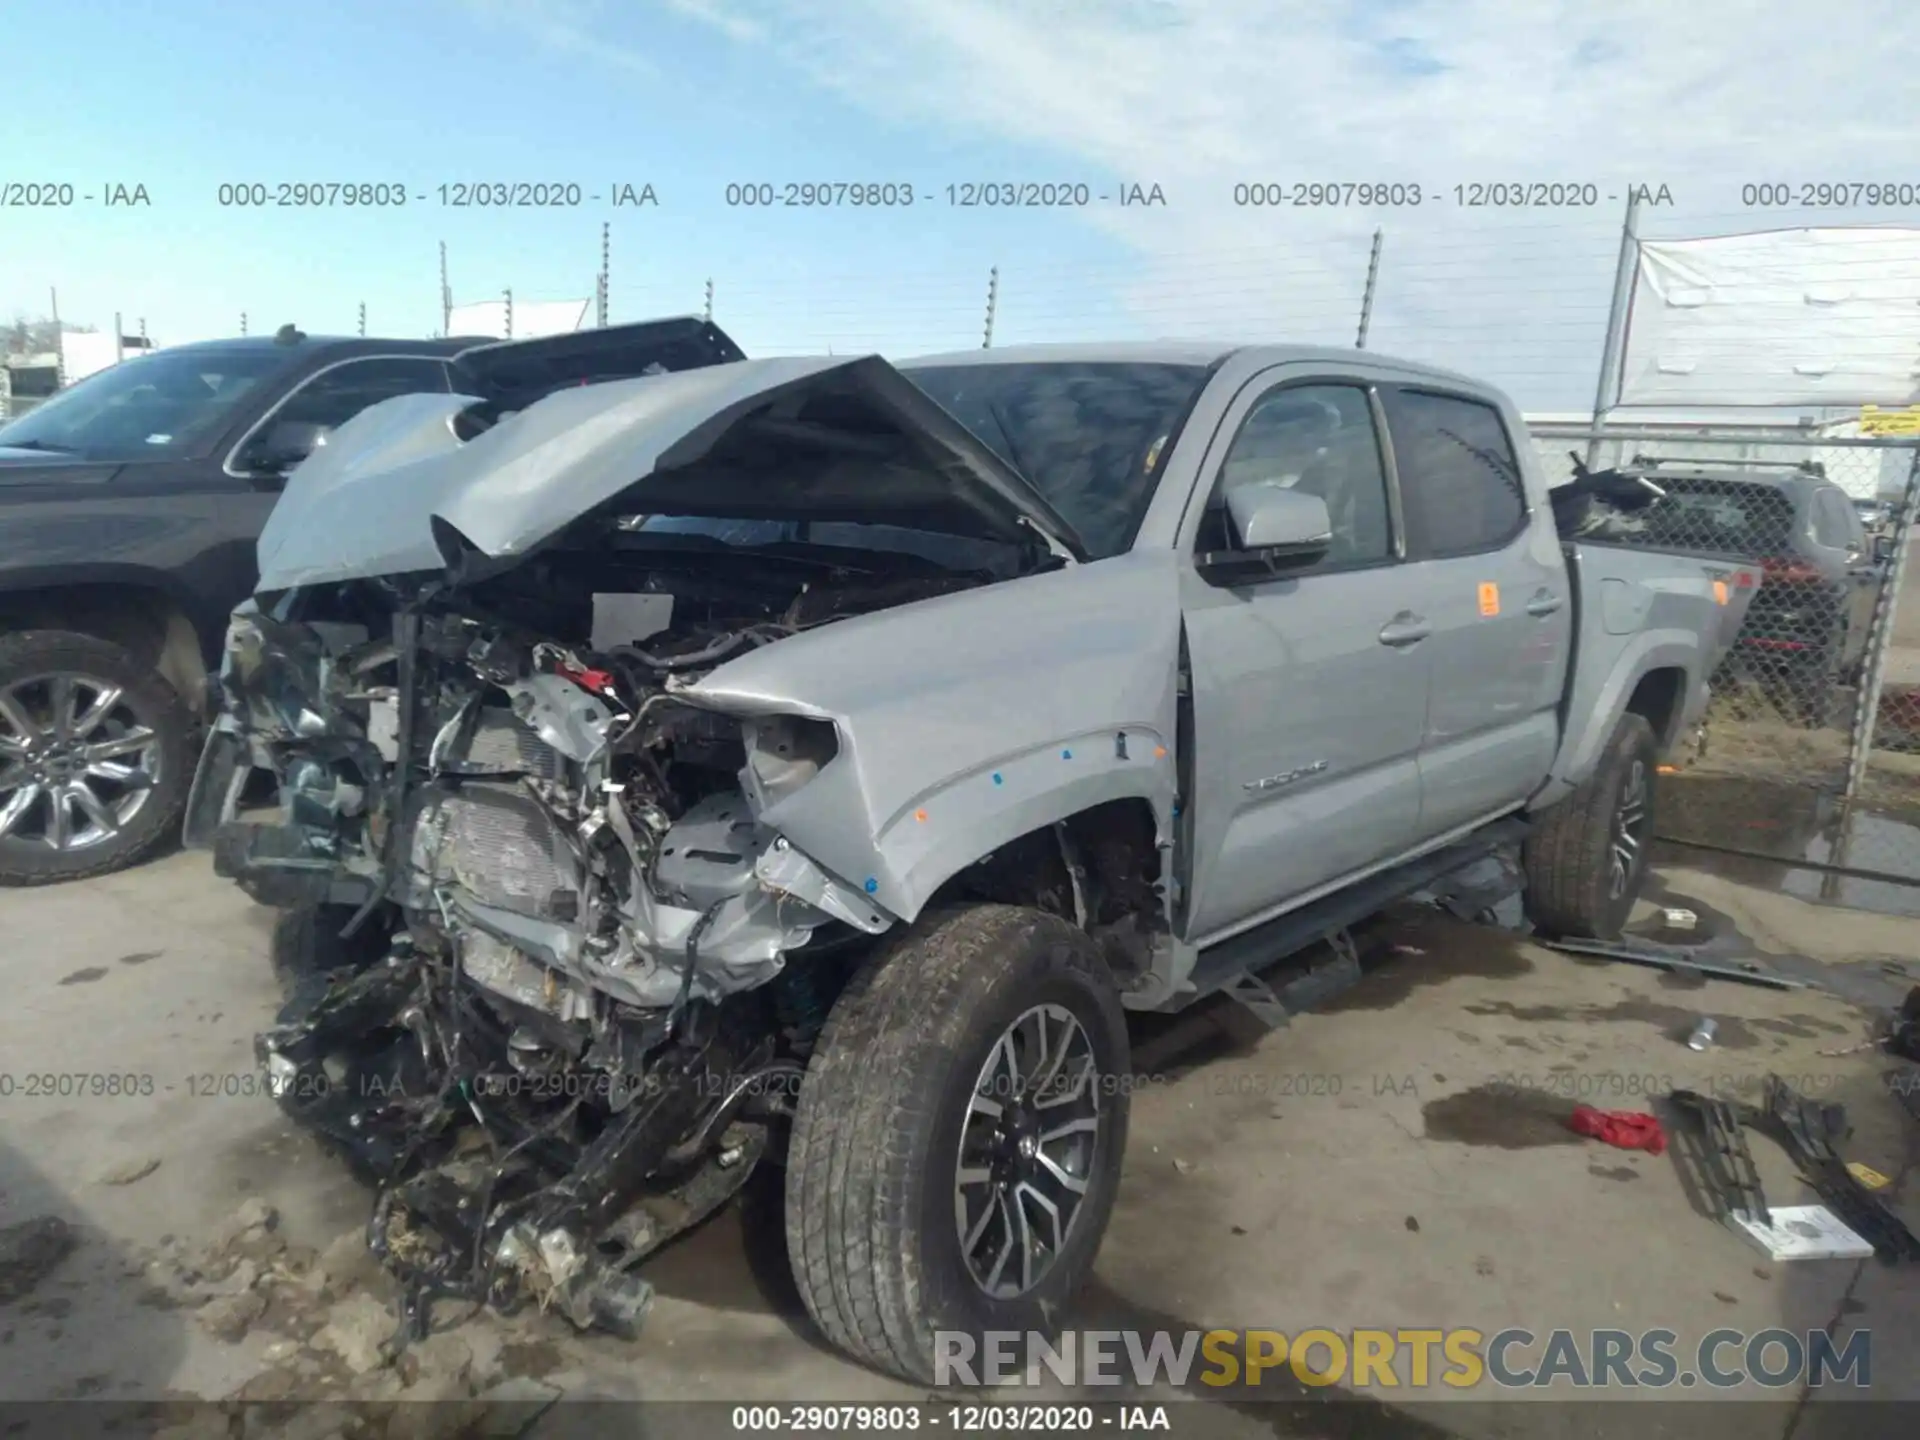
[1477,582,1500,617]
[1153,745,1168,759]
[1712,580,1729,606]
[914,808,928,823]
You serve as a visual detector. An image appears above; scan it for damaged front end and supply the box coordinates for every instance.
[186,574,910,1340]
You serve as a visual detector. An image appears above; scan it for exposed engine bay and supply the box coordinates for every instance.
[188,539,1002,1340]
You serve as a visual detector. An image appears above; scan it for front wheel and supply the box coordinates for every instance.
[1523,713,1658,939]
[784,903,1130,1383]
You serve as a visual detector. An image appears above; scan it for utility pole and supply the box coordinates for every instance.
[1355,229,1383,349]
[982,266,1000,349]
[114,312,124,364]
[439,241,452,336]
[503,288,513,340]
[597,222,610,327]
[1587,190,1644,470]
[49,287,64,387]
[240,313,248,336]
[703,279,714,322]
[138,317,147,345]
[357,301,366,337]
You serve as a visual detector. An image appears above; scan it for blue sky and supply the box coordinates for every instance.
[7,0,1920,408]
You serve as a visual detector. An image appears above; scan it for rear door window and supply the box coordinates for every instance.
[1379,389,1527,558]
[271,357,453,429]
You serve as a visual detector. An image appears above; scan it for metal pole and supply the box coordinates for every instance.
[598,222,610,327]
[440,241,452,336]
[982,266,999,349]
[1355,229,1383,349]
[49,288,64,388]
[1844,445,1920,800]
[503,288,513,340]
[703,279,714,323]
[1586,190,1643,470]
[358,302,366,337]
[114,312,124,364]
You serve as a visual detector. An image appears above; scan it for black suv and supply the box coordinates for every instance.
[1622,461,1890,718]
[0,318,744,884]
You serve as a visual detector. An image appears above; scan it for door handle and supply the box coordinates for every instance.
[1526,590,1563,617]
[1378,613,1432,648]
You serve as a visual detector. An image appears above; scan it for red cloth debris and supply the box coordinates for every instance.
[1569,1105,1667,1155]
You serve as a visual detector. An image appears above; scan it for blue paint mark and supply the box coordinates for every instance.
[1061,748,1073,760]
[864,877,878,894]
[992,772,1004,785]
[1171,801,1182,816]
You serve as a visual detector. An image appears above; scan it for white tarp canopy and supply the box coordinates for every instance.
[58,331,132,383]
[446,298,590,341]
[1616,228,1920,408]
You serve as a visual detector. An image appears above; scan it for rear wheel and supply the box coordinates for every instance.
[0,630,192,885]
[784,903,1129,1383]
[1523,713,1658,939]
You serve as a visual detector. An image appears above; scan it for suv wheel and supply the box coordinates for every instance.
[0,630,193,885]
[784,903,1129,1383]
[1522,712,1658,939]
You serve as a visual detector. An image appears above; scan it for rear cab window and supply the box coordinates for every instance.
[1379,389,1528,557]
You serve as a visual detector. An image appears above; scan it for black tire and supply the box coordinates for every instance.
[270,901,395,996]
[0,629,193,886]
[784,903,1130,1383]
[1523,712,1658,940]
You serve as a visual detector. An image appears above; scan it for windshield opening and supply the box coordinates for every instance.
[0,348,295,460]
[899,361,1212,560]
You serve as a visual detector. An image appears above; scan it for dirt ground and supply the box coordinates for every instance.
[0,845,1916,1439]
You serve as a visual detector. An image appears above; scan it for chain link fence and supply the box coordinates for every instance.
[1530,424,1920,892]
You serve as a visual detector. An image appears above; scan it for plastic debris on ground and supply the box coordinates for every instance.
[1731,1206,1876,1262]
[1568,1105,1667,1154]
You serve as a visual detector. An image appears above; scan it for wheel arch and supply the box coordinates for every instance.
[0,575,212,718]
[850,751,1177,926]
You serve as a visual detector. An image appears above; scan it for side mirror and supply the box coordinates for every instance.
[1197,484,1333,584]
[1873,533,1895,564]
[245,419,332,473]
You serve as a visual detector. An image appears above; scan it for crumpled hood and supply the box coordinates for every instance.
[254,354,1085,593]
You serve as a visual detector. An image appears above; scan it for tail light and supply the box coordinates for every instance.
[1759,557,1825,583]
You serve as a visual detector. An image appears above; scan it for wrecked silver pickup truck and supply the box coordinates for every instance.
[186,322,1756,1381]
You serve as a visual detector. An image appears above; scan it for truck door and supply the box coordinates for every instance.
[1377,386,1571,837]
[1178,373,1429,943]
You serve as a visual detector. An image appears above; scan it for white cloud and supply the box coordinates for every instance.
[457,0,661,75]
[500,1,1920,403]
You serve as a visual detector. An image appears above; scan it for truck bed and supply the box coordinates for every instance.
[1542,540,1761,802]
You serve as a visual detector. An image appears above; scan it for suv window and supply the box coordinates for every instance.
[0,347,298,461]
[269,356,452,431]
[1809,490,1855,551]
[1197,384,1392,567]
[1382,389,1527,557]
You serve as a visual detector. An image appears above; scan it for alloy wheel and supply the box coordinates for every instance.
[953,1002,1103,1299]
[0,672,163,852]
[1609,756,1648,900]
